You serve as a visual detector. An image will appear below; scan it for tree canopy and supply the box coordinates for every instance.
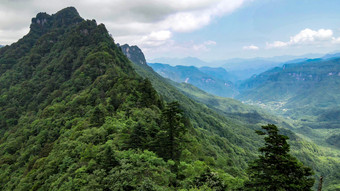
[245,124,315,191]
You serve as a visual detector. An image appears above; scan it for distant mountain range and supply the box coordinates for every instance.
[147,52,340,100]
[149,53,325,81]
[148,56,208,67]
[148,63,238,97]
[149,48,340,151]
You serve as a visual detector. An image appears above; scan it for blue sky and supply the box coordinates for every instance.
[167,0,340,61]
[1,0,340,61]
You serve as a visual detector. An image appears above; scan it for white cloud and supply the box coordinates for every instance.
[204,40,217,45]
[141,39,217,59]
[243,44,259,50]
[0,0,249,49]
[266,41,288,48]
[140,30,172,47]
[290,28,333,44]
[332,37,340,44]
[267,28,337,48]
[0,28,29,45]
[193,40,217,51]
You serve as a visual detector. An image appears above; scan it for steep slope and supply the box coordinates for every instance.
[148,63,237,97]
[122,45,340,190]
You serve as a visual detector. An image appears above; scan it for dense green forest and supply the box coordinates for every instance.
[0,7,340,190]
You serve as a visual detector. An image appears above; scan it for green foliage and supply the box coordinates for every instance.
[245,124,315,191]
[156,101,188,162]
[194,168,227,191]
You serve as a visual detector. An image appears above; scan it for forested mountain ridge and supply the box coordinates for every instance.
[0,7,179,190]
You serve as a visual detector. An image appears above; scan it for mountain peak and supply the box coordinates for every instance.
[53,6,81,22]
[55,6,79,16]
[30,7,83,34]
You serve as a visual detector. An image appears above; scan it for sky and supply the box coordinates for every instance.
[1,0,340,61]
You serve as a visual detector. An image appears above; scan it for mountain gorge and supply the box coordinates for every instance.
[1,7,340,191]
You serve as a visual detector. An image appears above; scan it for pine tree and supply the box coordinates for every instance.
[156,101,187,162]
[245,124,315,191]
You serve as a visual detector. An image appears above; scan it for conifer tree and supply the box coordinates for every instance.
[156,101,187,162]
[245,124,315,191]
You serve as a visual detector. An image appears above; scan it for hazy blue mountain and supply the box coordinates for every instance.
[148,63,238,97]
[199,66,231,82]
[148,53,326,82]
[148,56,208,67]
[322,52,340,60]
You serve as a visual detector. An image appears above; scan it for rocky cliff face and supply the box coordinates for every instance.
[119,44,147,65]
